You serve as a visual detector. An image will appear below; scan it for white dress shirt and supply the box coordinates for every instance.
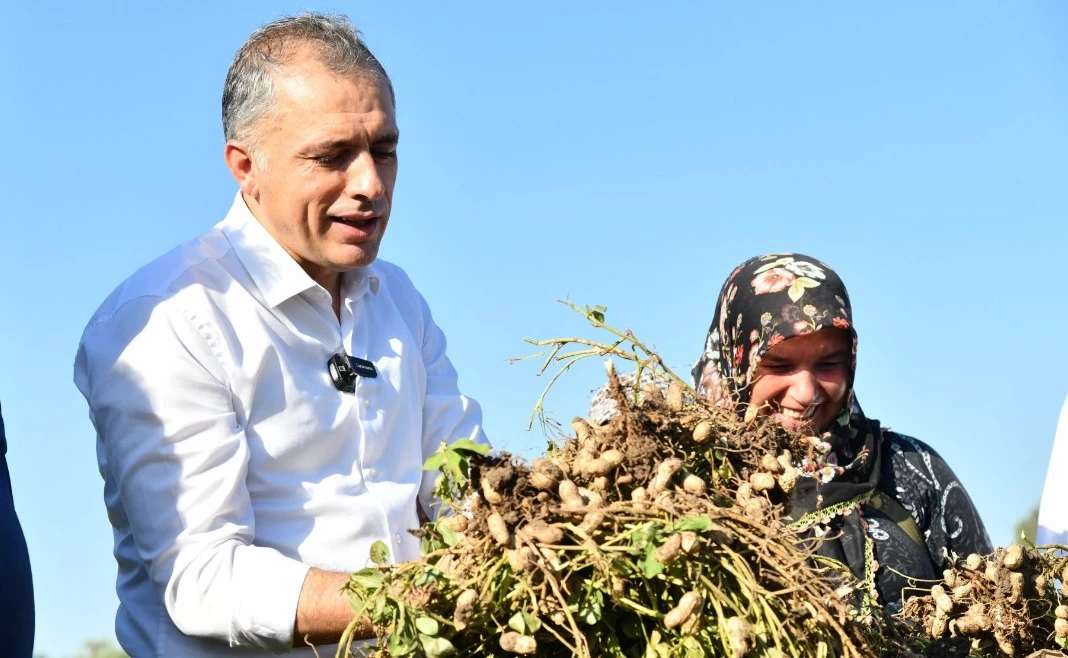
[74,194,486,657]
[1037,394,1068,544]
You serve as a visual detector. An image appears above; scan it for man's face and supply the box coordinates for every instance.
[244,53,399,285]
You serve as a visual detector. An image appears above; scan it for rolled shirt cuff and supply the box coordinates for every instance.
[229,546,312,651]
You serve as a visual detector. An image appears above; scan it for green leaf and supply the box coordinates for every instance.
[682,637,706,658]
[444,451,465,481]
[349,568,386,590]
[641,554,664,579]
[508,612,526,634]
[717,458,734,485]
[439,523,462,547]
[644,630,662,658]
[639,543,665,578]
[787,280,805,302]
[568,586,604,626]
[421,530,445,555]
[674,516,713,533]
[579,596,602,625]
[591,624,624,656]
[753,256,793,274]
[449,437,491,456]
[369,540,390,565]
[522,612,542,633]
[508,611,542,634]
[422,451,449,472]
[389,618,418,656]
[628,521,660,549]
[584,304,608,324]
[372,595,389,620]
[419,634,457,658]
[414,567,444,587]
[414,616,439,636]
[795,276,820,288]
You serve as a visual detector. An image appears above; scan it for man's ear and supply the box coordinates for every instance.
[224,140,260,198]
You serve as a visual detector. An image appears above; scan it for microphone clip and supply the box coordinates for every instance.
[328,353,378,393]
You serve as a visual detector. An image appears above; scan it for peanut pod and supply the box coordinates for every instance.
[1001,543,1024,570]
[655,534,684,564]
[487,511,512,547]
[453,589,479,631]
[692,420,712,444]
[499,631,537,655]
[664,590,703,629]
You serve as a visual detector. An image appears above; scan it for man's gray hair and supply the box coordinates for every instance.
[222,12,395,145]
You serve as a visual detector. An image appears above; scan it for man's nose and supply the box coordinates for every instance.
[344,152,386,200]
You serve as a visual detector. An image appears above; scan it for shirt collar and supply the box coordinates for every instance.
[219,192,380,307]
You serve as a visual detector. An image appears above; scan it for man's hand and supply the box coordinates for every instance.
[293,568,375,648]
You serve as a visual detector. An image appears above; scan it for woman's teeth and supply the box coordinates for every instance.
[780,406,817,420]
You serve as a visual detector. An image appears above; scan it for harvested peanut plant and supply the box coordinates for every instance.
[339,303,1068,658]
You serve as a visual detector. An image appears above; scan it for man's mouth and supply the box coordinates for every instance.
[331,216,379,238]
[333,216,377,228]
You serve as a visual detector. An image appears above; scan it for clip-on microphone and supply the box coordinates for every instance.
[328,353,378,393]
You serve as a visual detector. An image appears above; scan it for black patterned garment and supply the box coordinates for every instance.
[691,253,991,610]
[867,431,991,611]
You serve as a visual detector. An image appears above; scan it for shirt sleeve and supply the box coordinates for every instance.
[74,296,309,651]
[1037,395,1068,544]
[411,291,488,518]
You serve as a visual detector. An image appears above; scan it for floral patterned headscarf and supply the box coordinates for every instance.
[692,254,888,573]
[691,253,857,418]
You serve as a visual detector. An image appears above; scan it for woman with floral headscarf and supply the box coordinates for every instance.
[692,253,991,612]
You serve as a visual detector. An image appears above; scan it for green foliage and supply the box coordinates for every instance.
[1014,504,1039,544]
[422,437,490,505]
[37,639,130,658]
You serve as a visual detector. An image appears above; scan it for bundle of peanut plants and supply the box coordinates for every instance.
[896,543,1068,658]
[337,304,880,658]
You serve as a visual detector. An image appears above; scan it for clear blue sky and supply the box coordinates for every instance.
[2,2,1066,655]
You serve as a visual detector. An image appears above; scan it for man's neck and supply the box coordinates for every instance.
[241,191,343,319]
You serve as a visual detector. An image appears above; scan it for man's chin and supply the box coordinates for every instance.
[332,244,381,269]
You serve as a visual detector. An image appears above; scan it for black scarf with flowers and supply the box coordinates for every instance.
[691,253,888,584]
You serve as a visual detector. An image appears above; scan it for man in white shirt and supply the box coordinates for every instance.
[73,13,486,657]
[1037,394,1068,545]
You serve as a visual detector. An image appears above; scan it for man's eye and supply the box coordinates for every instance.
[315,154,343,165]
[373,148,397,161]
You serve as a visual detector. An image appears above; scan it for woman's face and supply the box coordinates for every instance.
[749,328,853,432]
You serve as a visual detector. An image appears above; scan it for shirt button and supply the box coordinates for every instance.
[394,533,402,545]
[362,398,371,408]
[365,467,377,478]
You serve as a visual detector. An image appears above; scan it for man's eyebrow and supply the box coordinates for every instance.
[303,139,350,154]
[305,131,400,153]
[374,130,400,145]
